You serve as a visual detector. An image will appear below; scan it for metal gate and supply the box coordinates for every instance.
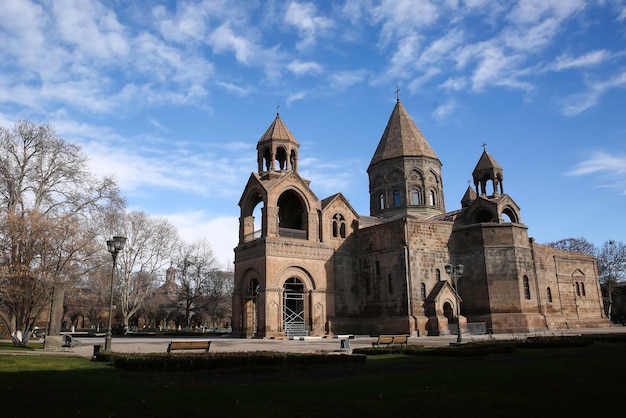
[283,278,306,336]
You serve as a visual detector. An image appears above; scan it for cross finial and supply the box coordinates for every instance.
[481,142,487,151]
[395,86,400,101]
[276,102,280,115]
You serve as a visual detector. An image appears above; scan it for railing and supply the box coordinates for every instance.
[451,322,487,335]
[279,227,307,239]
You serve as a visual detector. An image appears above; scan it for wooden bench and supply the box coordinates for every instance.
[167,340,211,353]
[392,335,408,347]
[371,335,409,348]
[372,335,395,347]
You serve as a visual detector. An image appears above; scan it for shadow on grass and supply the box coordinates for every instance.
[1,340,625,417]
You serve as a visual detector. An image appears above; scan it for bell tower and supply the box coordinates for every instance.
[367,95,445,220]
[256,110,299,176]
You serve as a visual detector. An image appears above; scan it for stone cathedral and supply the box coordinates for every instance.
[232,98,610,338]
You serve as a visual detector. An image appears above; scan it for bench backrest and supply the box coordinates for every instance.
[378,335,394,344]
[168,340,211,352]
[393,335,408,344]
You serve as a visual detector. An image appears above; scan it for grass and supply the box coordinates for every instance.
[1,340,625,417]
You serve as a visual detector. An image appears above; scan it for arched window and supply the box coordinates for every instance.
[547,287,552,303]
[412,188,421,205]
[378,194,385,210]
[429,190,436,206]
[393,190,401,207]
[576,282,581,296]
[332,214,346,239]
[388,274,393,293]
[581,282,586,297]
[523,275,531,300]
[248,279,259,298]
[435,269,441,281]
[420,283,426,301]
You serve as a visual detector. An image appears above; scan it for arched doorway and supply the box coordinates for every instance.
[283,277,306,336]
[245,279,259,337]
[443,301,454,322]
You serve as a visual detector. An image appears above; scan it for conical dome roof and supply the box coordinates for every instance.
[472,150,503,176]
[369,100,438,168]
[257,113,299,146]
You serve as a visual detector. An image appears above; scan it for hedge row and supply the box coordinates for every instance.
[353,334,624,357]
[94,350,366,372]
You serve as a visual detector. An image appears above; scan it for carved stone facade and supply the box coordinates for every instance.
[232,101,610,338]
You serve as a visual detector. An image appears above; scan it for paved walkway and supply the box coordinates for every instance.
[4,325,625,359]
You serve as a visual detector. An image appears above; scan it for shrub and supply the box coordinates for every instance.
[95,351,366,372]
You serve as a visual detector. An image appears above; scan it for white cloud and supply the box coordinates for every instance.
[162,211,239,267]
[566,151,626,194]
[328,70,367,90]
[286,91,307,106]
[562,71,626,116]
[208,23,255,64]
[51,0,129,61]
[566,152,626,176]
[552,50,609,71]
[284,1,333,50]
[287,60,323,75]
[440,77,467,91]
[433,100,457,120]
[216,81,253,96]
[371,0,439,47]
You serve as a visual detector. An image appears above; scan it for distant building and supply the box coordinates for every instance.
[232,99,610,337]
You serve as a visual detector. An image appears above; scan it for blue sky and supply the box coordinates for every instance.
[1,0,625,267]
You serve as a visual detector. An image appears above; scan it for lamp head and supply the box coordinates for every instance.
[107,236,127,254]
[444,264,452,275]
[458,264,464,275]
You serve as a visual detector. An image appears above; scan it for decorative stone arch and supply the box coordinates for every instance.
[501,206,519,223]
[276,266,318,336]
[259,147,272,171]
[571,268,586,297]
[242,267,261,337]
[410,187,422,205]
[332,213,346,238]
[275,187,310,239]
[389,168,405,185]
[275,146,288,170]
[240,187,266,243]
[473,208,497,223]
[427,188,437,206]
[372,174,384,189]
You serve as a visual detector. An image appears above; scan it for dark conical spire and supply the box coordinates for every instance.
[369,99,438,169]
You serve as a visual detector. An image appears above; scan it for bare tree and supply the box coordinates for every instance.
[113,211,179,333]
[544,237,597,255]
[597,240,626,321]
[0,121,123,346]
[202,267,234,329]
[172,239,219,330]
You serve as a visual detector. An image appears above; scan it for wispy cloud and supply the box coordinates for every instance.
[562,71,626,116]
[567,152,626,194]
[552,50,609,71]
[287,60,323,75]
[284,1,333,50]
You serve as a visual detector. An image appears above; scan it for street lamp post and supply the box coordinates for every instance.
[445,263,464,344]
[105,236,126,352]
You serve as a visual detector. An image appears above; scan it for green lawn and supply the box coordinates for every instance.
[1,341,625,417]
